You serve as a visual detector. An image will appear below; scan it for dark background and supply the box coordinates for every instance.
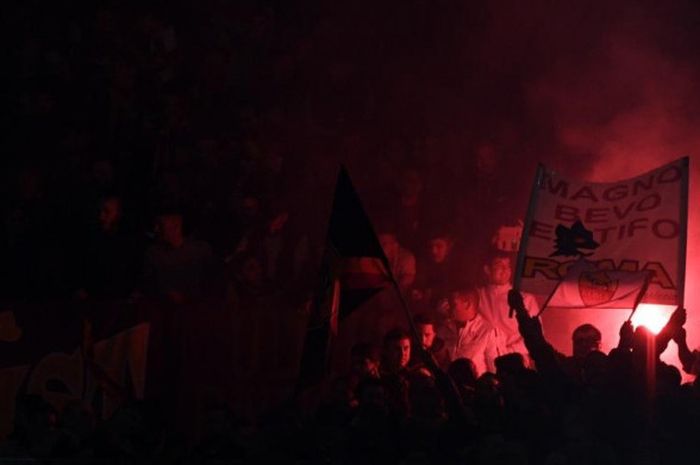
[2,0,699,374]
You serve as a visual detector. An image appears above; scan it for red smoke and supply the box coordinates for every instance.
[509,1,700,369]
[303,0,700,366]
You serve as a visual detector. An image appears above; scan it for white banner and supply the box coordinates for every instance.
[516,157,688,309]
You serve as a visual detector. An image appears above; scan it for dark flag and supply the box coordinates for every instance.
[297,166,390,387]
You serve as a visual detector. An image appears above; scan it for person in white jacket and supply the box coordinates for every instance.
[477,251,540,357]
[438,288,498,376]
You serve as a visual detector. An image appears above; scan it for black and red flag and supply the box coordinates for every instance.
[297,166,390,387]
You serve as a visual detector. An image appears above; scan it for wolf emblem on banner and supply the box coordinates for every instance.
[551,220,600,257]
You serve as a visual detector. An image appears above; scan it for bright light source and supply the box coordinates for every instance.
[630,304,675,334]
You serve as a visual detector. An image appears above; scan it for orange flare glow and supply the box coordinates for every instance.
[630,304,675,335]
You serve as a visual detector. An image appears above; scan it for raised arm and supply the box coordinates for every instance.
[673,327,697,374]
[508,290,560,373]
[617,320,634,351]
[656,307,686,358]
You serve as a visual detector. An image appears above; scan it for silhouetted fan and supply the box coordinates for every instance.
[550,220,600,257]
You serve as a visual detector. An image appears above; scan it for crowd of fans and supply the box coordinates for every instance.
[3,249,700,464]
[2,1,699,463]
[307,256,700,465]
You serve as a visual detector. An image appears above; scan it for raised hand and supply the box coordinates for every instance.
[618,320,634,349]
[668,307,687,330]
[656,307,687,357]
[673,327,687,344]
[508,289,526,313]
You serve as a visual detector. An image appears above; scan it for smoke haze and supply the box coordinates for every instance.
[307,0,700,356]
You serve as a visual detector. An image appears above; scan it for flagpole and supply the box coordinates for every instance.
[536,273,565,318]
[512,164,545,317]
[535,255,581,318]
[377,238,473,426]
[381,257,421,344]
[627,271,652,322]
[535,257,588,318]
[677,156,690,311]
